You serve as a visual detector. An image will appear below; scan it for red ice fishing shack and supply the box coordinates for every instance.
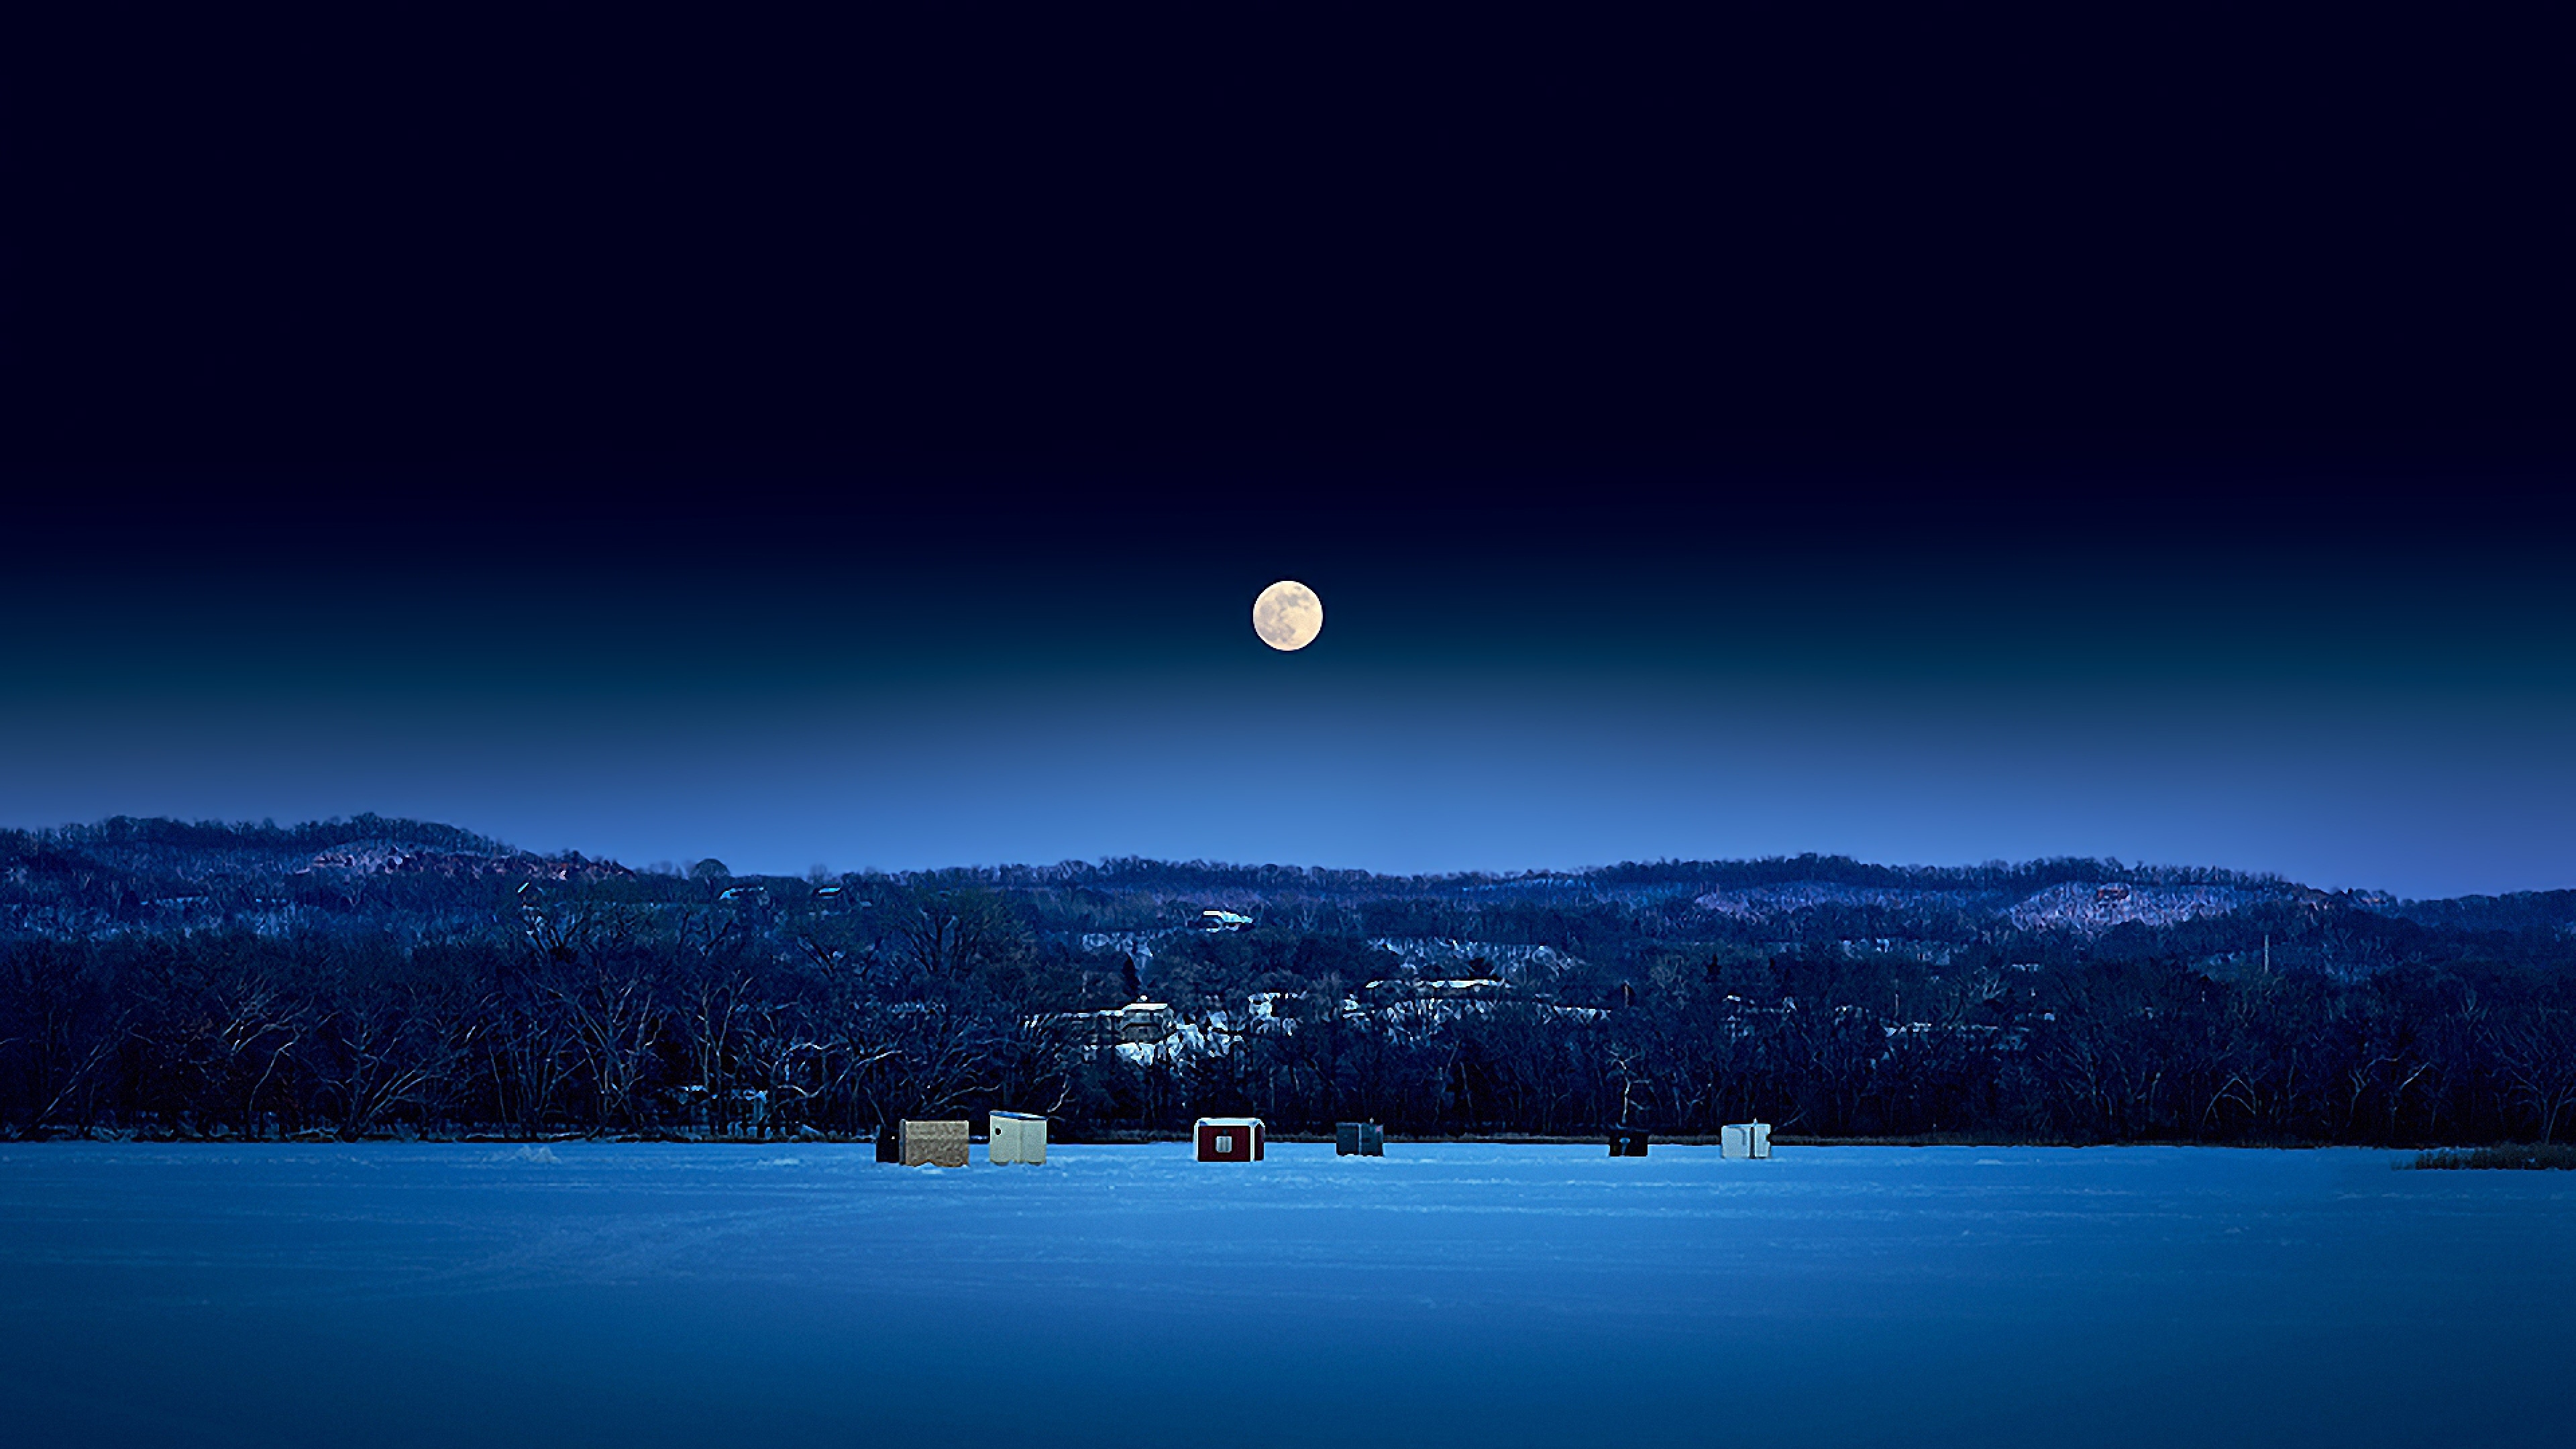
[1194,1116,1266,1162]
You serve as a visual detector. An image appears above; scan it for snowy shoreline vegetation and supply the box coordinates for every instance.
[4,816,2574,1147]
[2407,1142,2576,1170]
[31,1126,2566,1159]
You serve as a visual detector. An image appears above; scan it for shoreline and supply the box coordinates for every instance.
[7,1128,2538,1153]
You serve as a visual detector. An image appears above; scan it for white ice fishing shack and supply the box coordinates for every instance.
[988,1111,1047,1165]
[1721,1121,1772,1159]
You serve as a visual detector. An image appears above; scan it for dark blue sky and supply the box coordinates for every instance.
[6,15,2569,897]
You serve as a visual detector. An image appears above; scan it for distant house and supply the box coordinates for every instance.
[1195,1116,1265,1162]
[678,1085,769,1135]
[811,885,845,901]
[1043,1010,1121,1048]
[1358,977,1502,1007]
[2096,883,2132,904]
[1037,1002,1177,1049]
[1199,909,1254,931]
[1246,990,1305,1020]
[718,885,769,904]
[1419,977,1503,1000]
[1118,1001,1175,1043]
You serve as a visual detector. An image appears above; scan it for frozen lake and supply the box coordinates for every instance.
[0,1142,2567,1448]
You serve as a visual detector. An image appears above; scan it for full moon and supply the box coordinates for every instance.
[1252,580,1323,651]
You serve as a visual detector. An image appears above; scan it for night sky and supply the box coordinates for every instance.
[7,15,2569,898]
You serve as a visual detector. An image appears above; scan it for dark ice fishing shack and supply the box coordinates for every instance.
[1195,1116,1265,1162]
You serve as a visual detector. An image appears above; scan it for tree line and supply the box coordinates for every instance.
[5,877,2572,1146]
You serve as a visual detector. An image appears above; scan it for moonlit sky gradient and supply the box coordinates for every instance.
[7,19,2568,899]
[5,454,2569,900]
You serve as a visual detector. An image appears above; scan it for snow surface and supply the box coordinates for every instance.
[0,1142,2567,1448]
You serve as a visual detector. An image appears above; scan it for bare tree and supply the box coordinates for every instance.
[2492,1006,2576,1143]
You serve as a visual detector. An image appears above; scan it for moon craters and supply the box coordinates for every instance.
[1252,580,1323,651]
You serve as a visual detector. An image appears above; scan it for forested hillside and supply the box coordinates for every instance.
[5,817,2572,1145]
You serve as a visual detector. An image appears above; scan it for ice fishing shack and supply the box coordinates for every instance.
[900,1118,970,1167]
[1721,1121,1772,1159]
[988,1111,1047,1165]
[1195,1116,1265,1162]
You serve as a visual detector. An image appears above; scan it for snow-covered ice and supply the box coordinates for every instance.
[0,1142,2566,1447]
